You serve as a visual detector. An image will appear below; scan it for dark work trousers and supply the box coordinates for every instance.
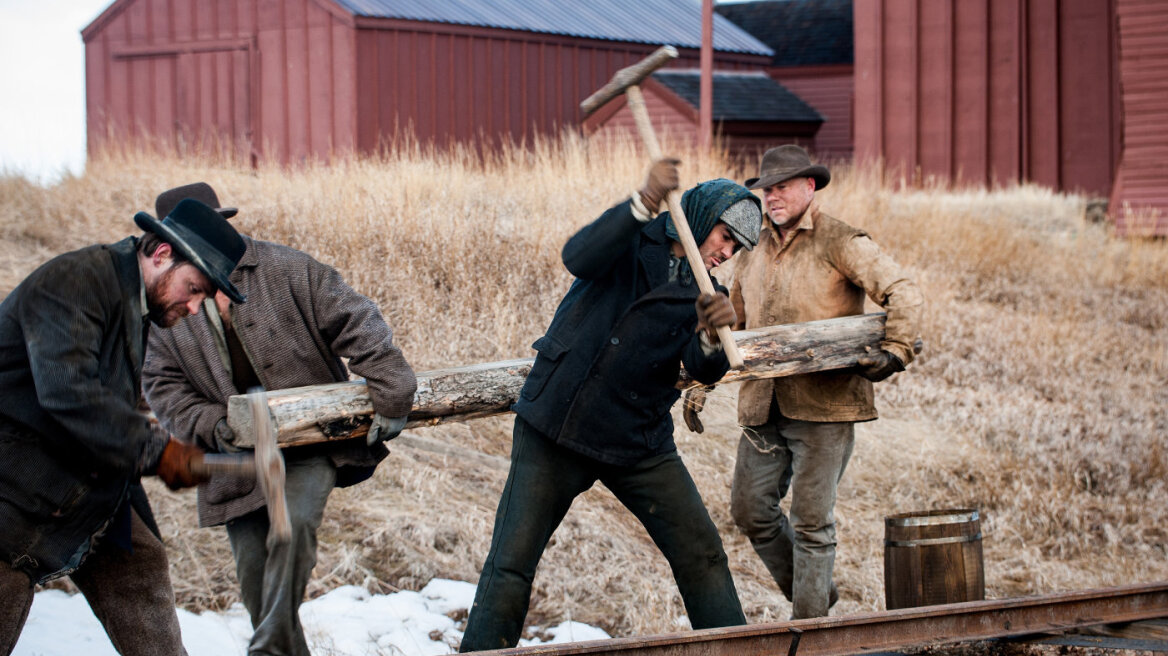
[459,416,745,652]
[226,453,335,656]
[729,401,854,619]
[0,508,188,656]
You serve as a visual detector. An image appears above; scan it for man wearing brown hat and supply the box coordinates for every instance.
[696,145,922,619]
[0,198,247,655]
[142,183,417,656]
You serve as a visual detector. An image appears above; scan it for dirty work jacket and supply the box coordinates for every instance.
[512,199,730,466]
[730,204,922,425]
[143,237,417,527]
[0,238,169,583]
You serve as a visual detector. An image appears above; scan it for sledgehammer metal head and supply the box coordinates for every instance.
[580,45,679,116]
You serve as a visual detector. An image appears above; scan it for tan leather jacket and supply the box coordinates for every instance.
[730,204,922,425]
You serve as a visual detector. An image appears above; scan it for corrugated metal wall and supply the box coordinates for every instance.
[84,0,358,164]
[1110,0,1168,235]
[351,18,766,150]
[769,64,853,159]
[853,0,1119,195]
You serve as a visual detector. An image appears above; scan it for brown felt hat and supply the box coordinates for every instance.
[155,182,238,220]
[745,145,831,191]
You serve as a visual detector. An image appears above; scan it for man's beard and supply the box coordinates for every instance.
[145,265,185,327]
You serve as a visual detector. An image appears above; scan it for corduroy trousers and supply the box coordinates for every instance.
[0,508,187,656]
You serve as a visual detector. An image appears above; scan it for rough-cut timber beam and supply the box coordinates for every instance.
[471,582,1168,656]
[227,313,889,448]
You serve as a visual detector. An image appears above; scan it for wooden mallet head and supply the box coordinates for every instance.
[580,45,679,116]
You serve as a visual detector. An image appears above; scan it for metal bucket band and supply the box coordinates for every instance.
[885,532,983,548]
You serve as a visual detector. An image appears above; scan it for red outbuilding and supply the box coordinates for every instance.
[716,0,855,160]
[853,0,1167,235]
[82,0,772,164]
[583,69,824,162]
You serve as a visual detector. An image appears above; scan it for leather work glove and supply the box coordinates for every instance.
[682,386,713,434]
[856,348,906,382]
[156,438,209,490]
[694,292,737,341]
[638,158,681,214]
[367,413,408,446]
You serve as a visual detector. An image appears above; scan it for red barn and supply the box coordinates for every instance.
[82,0,772,164]
[853,0,1167,235]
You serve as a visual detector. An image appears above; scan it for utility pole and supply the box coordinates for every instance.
[699,0,713,151]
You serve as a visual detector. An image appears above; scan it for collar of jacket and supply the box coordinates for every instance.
[635,216,715,300]
[232,235,259,272]
[638,215,672,291]
[764,200,820,255]
[110,237,147,377]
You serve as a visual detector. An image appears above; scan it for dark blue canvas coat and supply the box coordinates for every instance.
[0,238,167,583]
[512,200,729,466]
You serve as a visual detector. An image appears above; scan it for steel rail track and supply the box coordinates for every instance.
[470,581,1168,656]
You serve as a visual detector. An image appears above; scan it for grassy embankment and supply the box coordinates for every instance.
[1,132,1165,639]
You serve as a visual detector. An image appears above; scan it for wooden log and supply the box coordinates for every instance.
[227,313,891,448]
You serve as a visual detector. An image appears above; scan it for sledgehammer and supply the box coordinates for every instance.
[581,46,745,369]
[184,390,290,548]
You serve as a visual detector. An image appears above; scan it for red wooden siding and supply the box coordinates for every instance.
[769,64,853,159]
[85,0,768,164]
[350,17,766,151]
[582,80,819,164]
[1111,0,1168,235]
[853,0,1120,195]
[587,83,700,147]
[85,0,357,164]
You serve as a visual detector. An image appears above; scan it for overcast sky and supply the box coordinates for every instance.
[0,0,112,184]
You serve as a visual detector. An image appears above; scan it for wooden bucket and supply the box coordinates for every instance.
[884,508,985,610]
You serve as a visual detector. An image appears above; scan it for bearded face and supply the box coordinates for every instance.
[145,262,213,327]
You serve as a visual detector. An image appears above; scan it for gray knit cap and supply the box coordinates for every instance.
[719,198,762,251]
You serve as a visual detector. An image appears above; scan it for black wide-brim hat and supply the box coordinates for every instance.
[745,144,831,191]
[135,198,247,303]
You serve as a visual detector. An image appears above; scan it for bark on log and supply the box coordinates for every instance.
[227,313,890,448]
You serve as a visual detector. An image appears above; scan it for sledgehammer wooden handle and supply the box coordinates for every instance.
[626,86,745,369]
[190,453,257,479]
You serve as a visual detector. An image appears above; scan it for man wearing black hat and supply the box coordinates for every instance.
[142,183,417,656]
[459,161,762,652]
[695,144,921,619]
[0,199,247,655]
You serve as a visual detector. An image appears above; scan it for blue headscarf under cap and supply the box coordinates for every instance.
[661,179,761,282]
[663,178,760,246]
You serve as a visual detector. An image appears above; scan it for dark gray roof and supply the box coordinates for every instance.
[331,0,773,55]
[715,0,853,66]
[651,70,823,122]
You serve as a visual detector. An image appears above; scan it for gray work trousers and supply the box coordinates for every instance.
[730,408,854,619]
[226,453,335,656]
[0,508,188,656]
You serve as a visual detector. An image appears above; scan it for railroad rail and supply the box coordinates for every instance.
[472,581,1168,655]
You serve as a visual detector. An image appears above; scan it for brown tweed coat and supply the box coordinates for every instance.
[143,236,416,527]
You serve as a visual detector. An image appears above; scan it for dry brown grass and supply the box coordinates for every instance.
[2,132,1166,639]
